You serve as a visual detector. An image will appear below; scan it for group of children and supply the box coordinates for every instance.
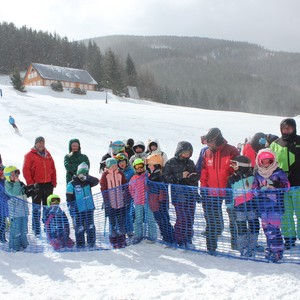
[0,136,292,262]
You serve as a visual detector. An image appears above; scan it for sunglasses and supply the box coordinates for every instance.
[50,198,60,205]
[13,170,21,176]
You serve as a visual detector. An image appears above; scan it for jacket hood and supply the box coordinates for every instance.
[133,141,146,153]
[280,118,297,141]
[147,139,162,153]
[69,139,81,152]
[174,141,193,158]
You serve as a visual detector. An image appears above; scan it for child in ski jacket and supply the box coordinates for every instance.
[163,141,199,248]
[44,194,74,250]
[4,166,29,252]
[115,153,135,237]
[100,158,128,248]
[66,162,99,248]
[253,149,290,262]
[146,153,175,244]
[227,156,260,257]
[129,158,157,244]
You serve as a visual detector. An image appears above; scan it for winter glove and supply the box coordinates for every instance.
[33,183,40,192]
[25,185,34,197]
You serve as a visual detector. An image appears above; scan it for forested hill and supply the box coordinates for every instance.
[90,35,300,116]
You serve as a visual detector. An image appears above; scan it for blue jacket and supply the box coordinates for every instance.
[9,116,15,125]
[44,205,70,240]
[66,175,99,212]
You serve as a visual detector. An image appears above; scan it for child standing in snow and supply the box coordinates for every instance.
[66,162,99,249]
[100,158,128,248]
[129,158,157,244]
[227,155,261,257]
[253,149,290,262]
[4,166,29,252]
[44,194,74,250]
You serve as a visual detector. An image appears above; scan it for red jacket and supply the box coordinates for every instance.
[200,141,239,196]
[23,148,57,187]
[242,143,256,167]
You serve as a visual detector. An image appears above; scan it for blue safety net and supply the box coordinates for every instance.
[1,179,300,264]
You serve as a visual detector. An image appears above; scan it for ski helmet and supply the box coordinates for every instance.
[3,165,19,182]
[256,149,276,167]
[146,153,163,167]
[115,153,128,164]
[47,194,61,207]
[110,140,125,155]
[132,158,145,170]
[230,156,252,175]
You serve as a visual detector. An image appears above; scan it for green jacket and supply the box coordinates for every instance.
[64,139,90,184]
[270,135,300,186]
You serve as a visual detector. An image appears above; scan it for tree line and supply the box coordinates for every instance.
[0,22,187,103]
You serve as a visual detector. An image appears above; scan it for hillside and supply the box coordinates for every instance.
[89,35,300,116]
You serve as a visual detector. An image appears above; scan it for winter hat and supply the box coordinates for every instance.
[202,128,224,146]
[106,158,118,169]
[127,138,134,148]
[77,162,89,175]
[47,194,61,207]
[35,136,45,145]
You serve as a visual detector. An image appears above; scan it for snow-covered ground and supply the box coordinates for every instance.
[0,77,299,299]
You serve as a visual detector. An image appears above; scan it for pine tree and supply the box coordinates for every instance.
[10,68,25,92]
[125,54,137,86]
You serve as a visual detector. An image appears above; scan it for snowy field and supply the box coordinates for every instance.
[0,76,299,299]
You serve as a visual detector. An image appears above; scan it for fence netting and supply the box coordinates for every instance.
[1,179,299,264]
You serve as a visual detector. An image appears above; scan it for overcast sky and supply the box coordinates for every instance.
[2,0,300,52]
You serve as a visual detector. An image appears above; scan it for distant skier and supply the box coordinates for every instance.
[9,116,19,132]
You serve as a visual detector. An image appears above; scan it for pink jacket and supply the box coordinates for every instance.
[129,173,147,205]
[100,169,126,209]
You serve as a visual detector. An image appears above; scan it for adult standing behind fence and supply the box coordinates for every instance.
[23,136,57,237]
[200,128,239,255]
[64,138,90,184]
[270,118,300,250]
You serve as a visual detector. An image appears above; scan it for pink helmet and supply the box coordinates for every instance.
[257,150,276,167]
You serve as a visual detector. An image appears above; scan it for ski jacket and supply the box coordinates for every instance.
[200,141,239,196]
[64,139,90,184]
[5,180,29,218]
[44,205,70,240]
[227,174,255,208]
[23,147,57,187]
[242,143,256,167]
[66,175,99,212]
[100,169,127,209]
[129,141,147,165]
[163,141,200,204]
[129,173,147,205]
[270,135,300,186]
[147,170,168,212]
[253,168,289,214]
[9,117,15,125]
[0,179,9,218]
[119,165,135,182]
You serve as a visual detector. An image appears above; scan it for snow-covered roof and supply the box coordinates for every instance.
[32,63,98,85]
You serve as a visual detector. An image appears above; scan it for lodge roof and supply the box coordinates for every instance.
[31,63,98,85]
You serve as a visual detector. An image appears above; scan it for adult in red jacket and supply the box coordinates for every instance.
[23,136,57,236]
[200,128,239,254]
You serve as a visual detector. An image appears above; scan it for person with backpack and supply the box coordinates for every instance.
[66,162,99,249]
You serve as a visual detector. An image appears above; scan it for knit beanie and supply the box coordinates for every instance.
[35,136,45,145]
[106,158,117,169]
[77,162,89,175]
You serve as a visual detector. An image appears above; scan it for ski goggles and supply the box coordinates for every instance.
[50,197,60,205]
[230,160,252,169]
[134,164,145,170]
[13,170,21,176]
